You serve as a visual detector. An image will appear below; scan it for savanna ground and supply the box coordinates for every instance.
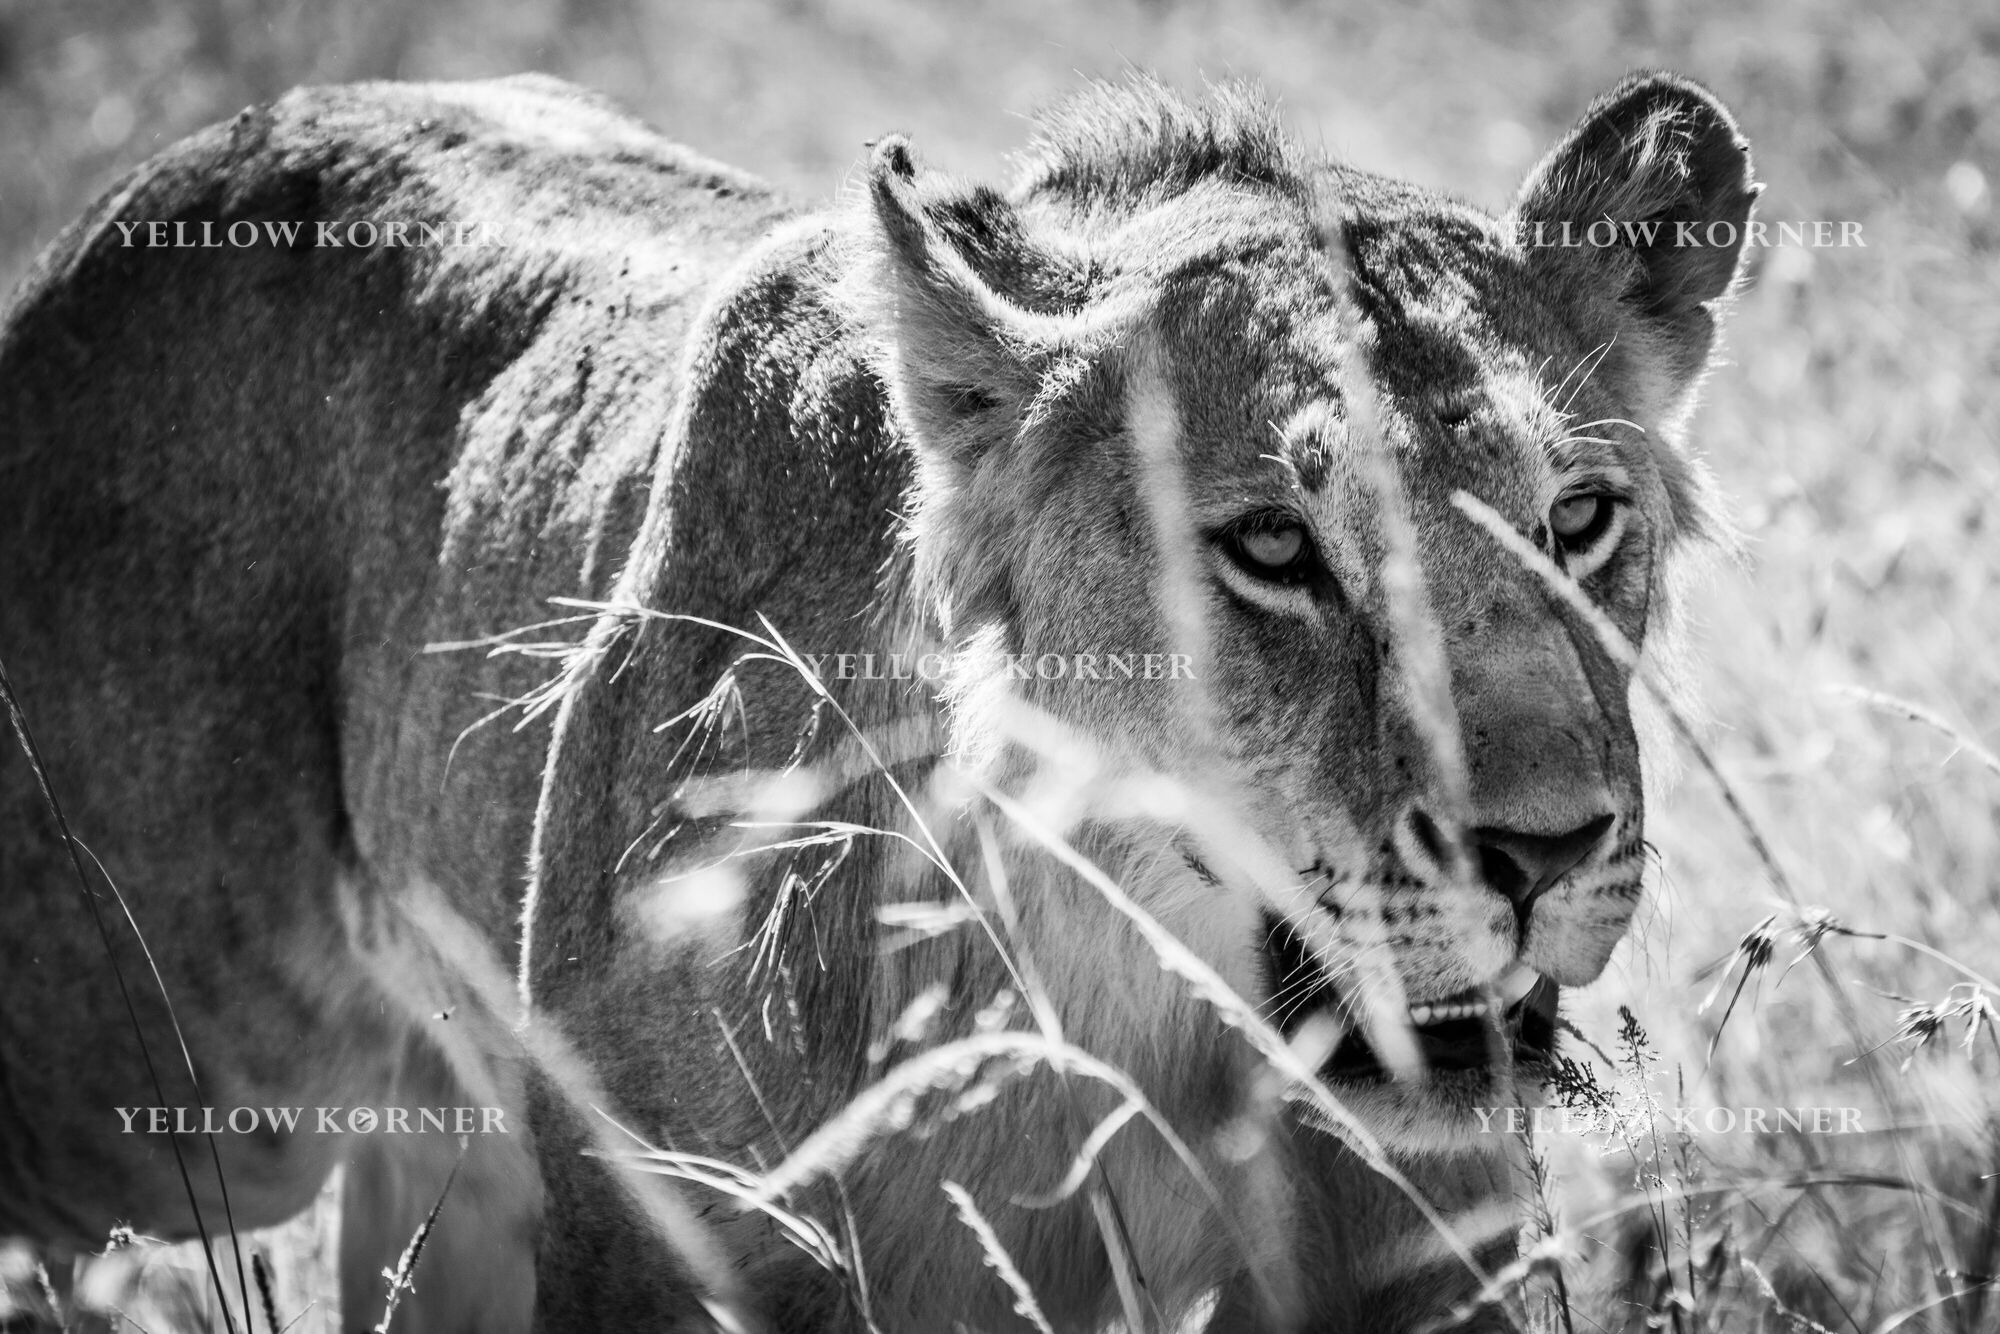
[1,0,1996,1330]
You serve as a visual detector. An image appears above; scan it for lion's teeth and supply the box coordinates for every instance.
[1407,998,1491,1027]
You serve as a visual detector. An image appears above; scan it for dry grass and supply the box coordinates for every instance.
[3,0,1997,1330]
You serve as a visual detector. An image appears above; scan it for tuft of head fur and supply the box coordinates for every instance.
[1010,74,1311,216]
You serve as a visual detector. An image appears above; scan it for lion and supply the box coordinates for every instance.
[0,69,1753,1332]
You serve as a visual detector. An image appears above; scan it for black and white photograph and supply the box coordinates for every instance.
[1,1,1995,1330]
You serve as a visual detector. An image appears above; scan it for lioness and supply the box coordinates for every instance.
[0,69,1753,1332]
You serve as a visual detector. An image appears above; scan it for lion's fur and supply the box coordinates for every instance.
[0,70,1753,1332]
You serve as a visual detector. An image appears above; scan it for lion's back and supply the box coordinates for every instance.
[0,71,786,624]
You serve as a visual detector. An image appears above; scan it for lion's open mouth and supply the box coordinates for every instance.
[1261,914,1560,1082]
[1323,971,1559,1081]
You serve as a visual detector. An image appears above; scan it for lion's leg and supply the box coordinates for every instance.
[519,1062,729,1333]
[336,1110,538,1334]
[317,879,545,1334]
[1206,1123,1520,1333]
[0,729,351,1257]
[0,670,537,1334]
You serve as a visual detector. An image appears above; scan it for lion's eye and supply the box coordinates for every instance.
[1550,495,1605,545]
[1546,492,1625,578]
[1232,523,1309,576]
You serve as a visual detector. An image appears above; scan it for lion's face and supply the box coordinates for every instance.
[860,75,1752,1145]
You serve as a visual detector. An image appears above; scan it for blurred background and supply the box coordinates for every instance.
[2,0,1997,1329]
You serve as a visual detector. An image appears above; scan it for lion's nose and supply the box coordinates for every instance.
[1472,813,1615,925]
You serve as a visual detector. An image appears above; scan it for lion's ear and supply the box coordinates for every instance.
[1511,73,1758,416]
[862,136,1059,467]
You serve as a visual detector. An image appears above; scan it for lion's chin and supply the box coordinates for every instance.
[1316,1058,1555,1155]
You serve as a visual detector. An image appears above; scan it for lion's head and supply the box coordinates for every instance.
[851,73,1753,1146]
